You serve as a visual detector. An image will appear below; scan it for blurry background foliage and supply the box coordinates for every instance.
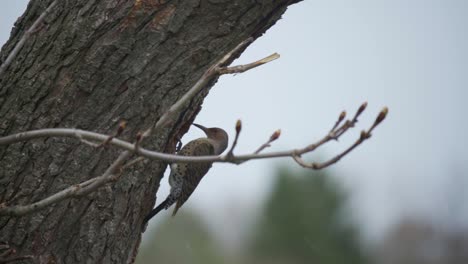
[136,167,368,264]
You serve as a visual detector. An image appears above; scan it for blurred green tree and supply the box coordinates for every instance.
[136,211,229,264]
[248,167,368,264]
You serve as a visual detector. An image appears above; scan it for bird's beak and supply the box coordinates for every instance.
[192,123,208,134]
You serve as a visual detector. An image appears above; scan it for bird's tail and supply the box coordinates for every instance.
[172,201,181,217]
[143,198,169,225]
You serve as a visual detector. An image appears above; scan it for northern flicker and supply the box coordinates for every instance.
[144,123,228,223]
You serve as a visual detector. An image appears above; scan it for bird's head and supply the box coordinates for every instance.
[193,123,229,155]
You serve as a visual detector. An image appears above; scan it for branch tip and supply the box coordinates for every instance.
[270,129,281,141]
[228,120,242,157]
[218,52,280,75]
[235,119,242,133]
[375,107,388,125]
[258,52,280,64]
[339,111,346,122]
[357,101,368,116]
[330,111,347,133]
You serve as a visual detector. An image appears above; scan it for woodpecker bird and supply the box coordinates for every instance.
[144,123,228,223]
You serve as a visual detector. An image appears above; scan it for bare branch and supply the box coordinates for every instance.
[0,37,279,217]
[254,129,281,154]
[0,177,99,216]
[0,0,58,78]
[333,102,367,139]
[293,131,366,169]
[122,157,145,170]
[0,29,388,217]
[141,37,256,140]
[217,53,280,75]
[292,106,388,170]
[0,105,388,216]
[74,131,100,147]
[0,104,388,169]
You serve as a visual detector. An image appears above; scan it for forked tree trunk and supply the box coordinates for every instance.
[0,0,299,262]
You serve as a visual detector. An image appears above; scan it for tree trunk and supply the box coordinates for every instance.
[0,0,300,262]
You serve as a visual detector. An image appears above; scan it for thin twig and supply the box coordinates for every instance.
[292,106,388,170]
[254,129,281,154]
[0,0,58,77]
[333,102,367,138]
[226,120,242,158]
[122,157,145,170]
[329,111,346,134]
[0,177,99,216]
[217,53,279,74]
[74,131,100,147]
[121,133,146,169]
[293,132,366,169]
[141,38,255,140]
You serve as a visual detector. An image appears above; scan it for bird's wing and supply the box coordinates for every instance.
[172,139,214,216]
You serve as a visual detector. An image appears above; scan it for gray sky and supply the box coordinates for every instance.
[2,0,468,245]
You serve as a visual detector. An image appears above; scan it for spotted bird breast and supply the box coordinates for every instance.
[172,138,215,215]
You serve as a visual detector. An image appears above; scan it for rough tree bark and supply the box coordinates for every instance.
[0,0,301,263]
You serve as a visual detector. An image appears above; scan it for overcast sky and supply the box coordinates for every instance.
[2,0,468,245]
